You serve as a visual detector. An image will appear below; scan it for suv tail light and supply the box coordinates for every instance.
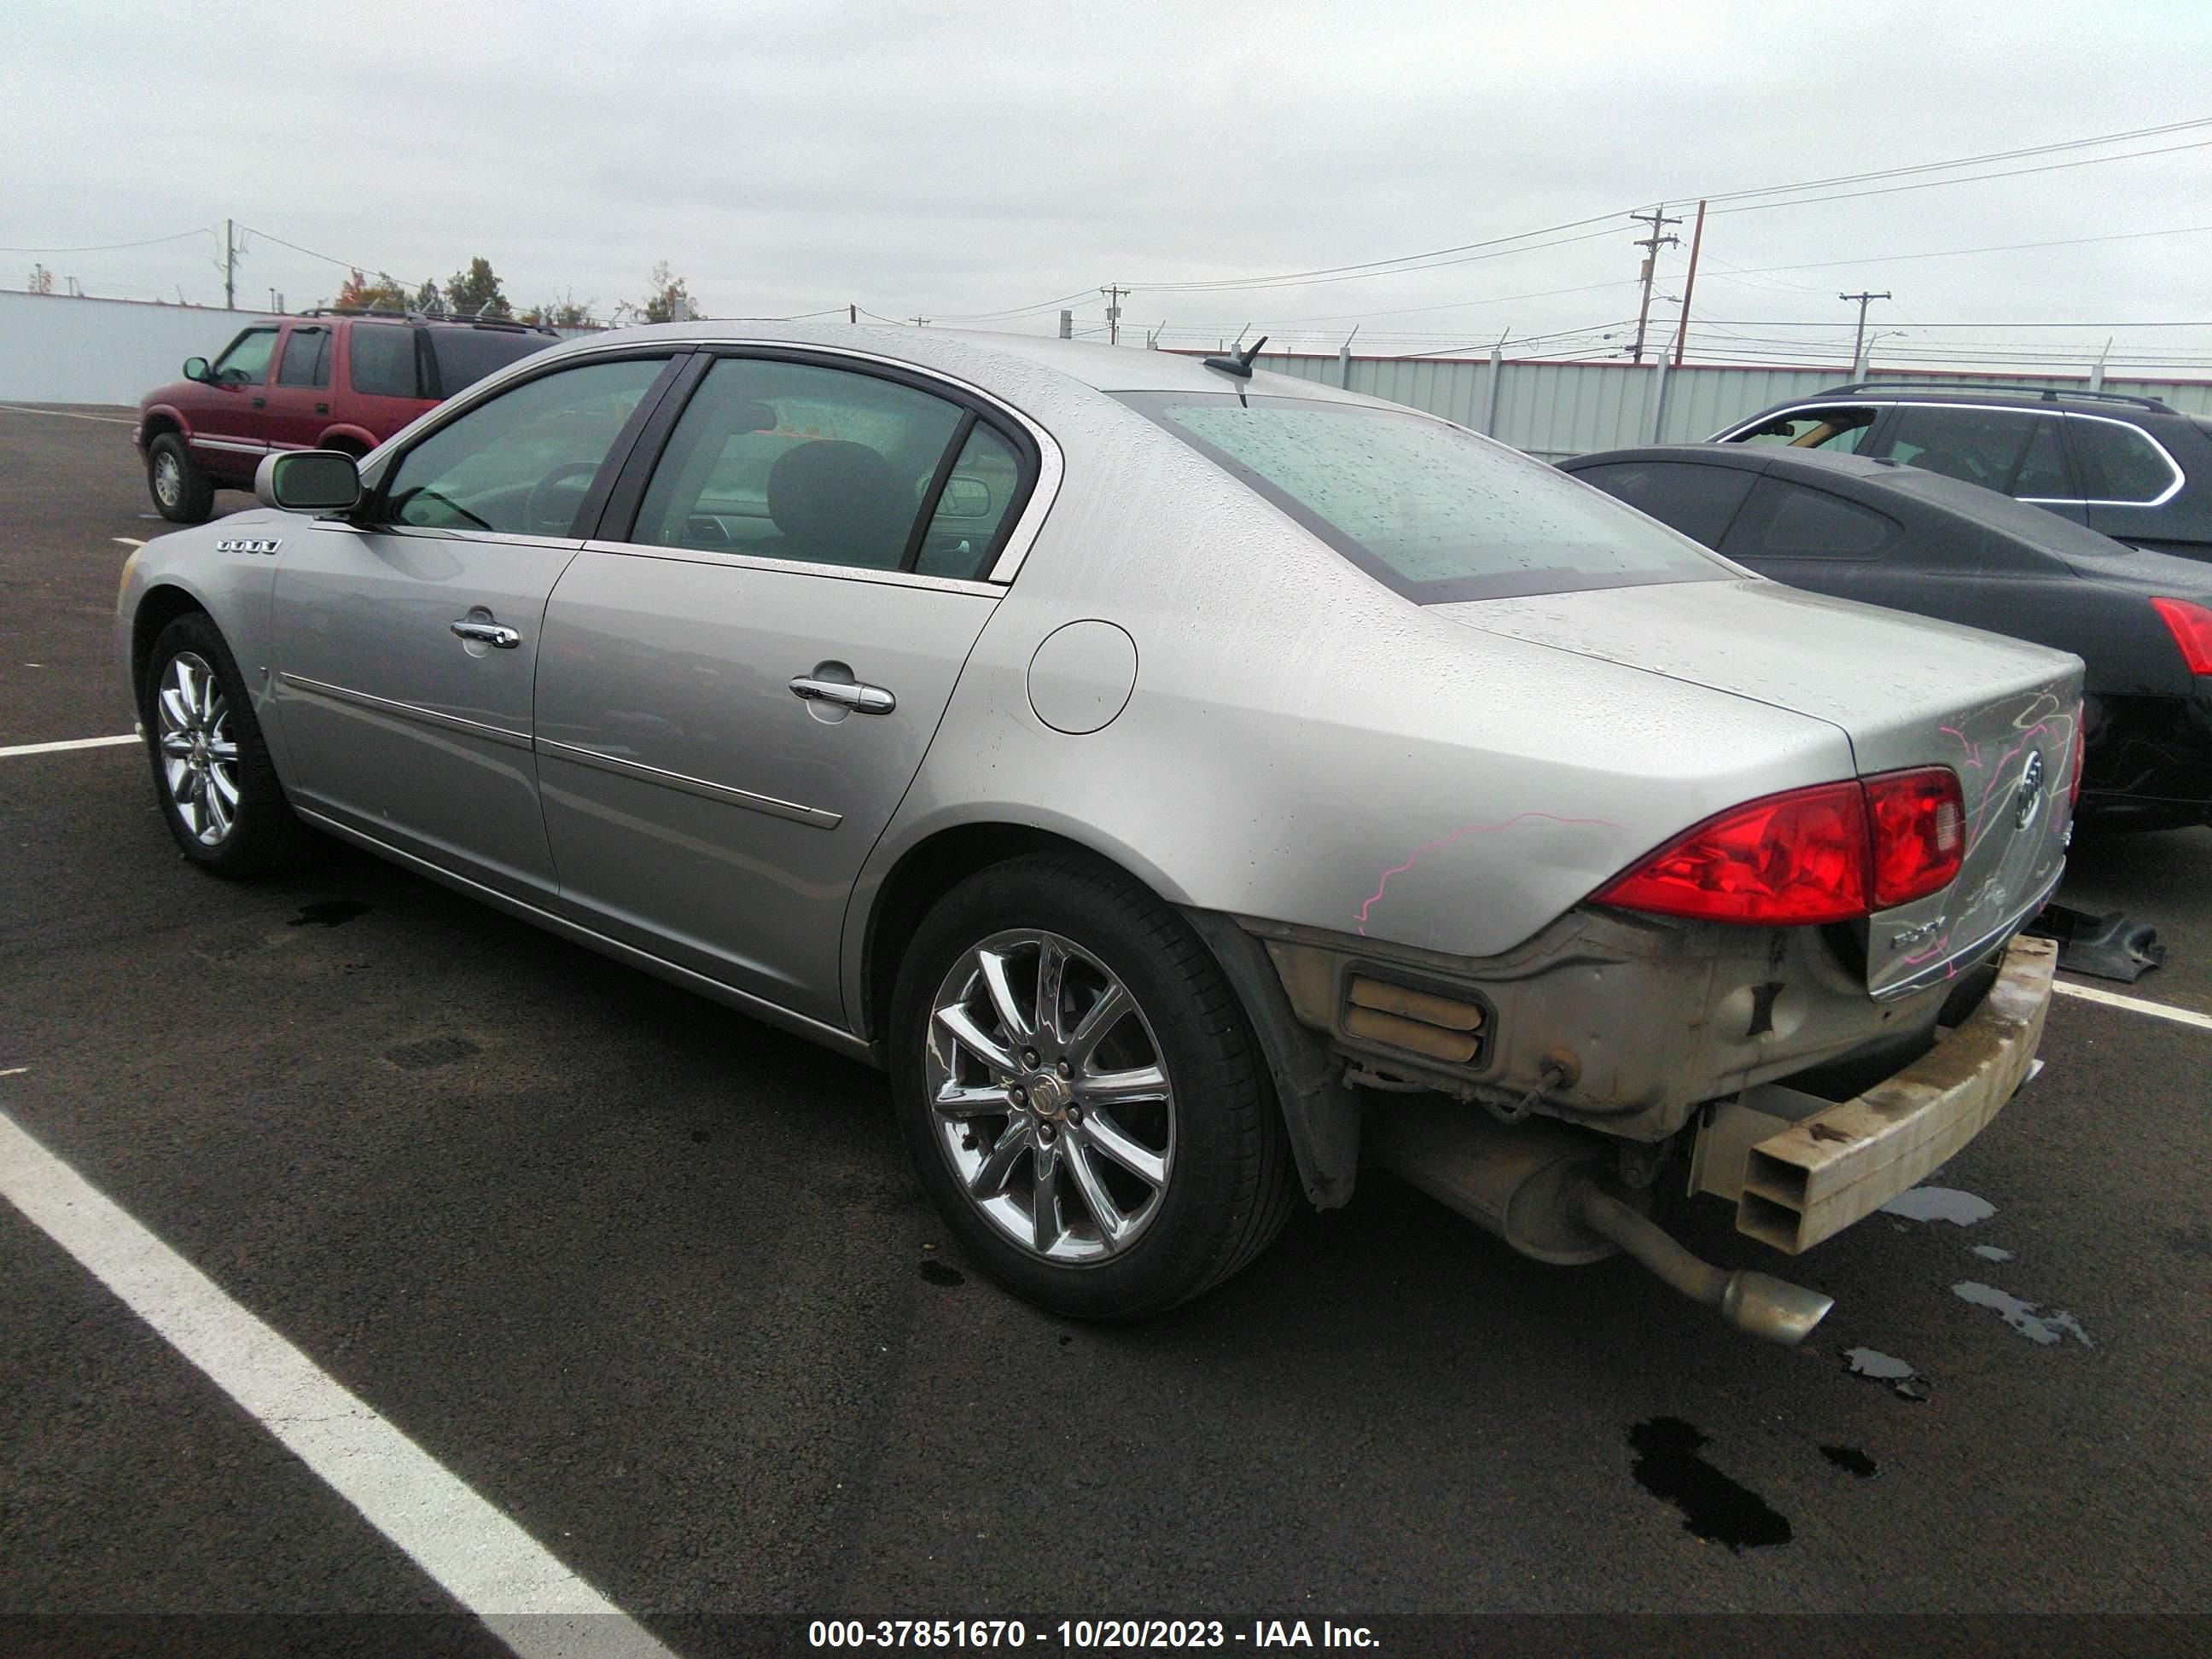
[2151,597,2212,676]
[2069,726,2086,806]
[1594,766,1965,925]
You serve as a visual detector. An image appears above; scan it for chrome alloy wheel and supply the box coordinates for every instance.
[151,448,183,510]
[155,651,241,846]
[925,929,1176,1264]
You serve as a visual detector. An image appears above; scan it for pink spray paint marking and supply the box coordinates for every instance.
[1355,812,1622,936]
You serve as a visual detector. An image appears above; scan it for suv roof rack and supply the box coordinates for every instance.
[1822,380,2171,412]
[295,304,556,336]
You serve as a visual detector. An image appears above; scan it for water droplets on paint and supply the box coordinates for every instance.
[1953,1281,2092,1348]
[1881,1186,1996,1226]
[1843,1347,1930,1400]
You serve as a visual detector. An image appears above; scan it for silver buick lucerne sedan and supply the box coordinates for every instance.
[117,324,2082,1343]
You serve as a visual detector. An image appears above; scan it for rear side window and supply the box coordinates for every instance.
[1722,477,1899,560]
[428,329,554,398]
[276,327,331,389]
[1569,460,1756,549]
[1126,393,1728,602]
[2069,416,2178,504]
[349,324,422,399]
[1886,406,2061,495]
[1731,406,1877,452]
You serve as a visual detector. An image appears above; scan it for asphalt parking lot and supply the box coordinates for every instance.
[3,403,2209,1648]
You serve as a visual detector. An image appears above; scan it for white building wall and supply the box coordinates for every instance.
[0,292,270,407]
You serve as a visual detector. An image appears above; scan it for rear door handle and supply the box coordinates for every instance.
[789,674,895,715]
[250,397,266,409]
[451,619,521,649]
[315,402,329,414]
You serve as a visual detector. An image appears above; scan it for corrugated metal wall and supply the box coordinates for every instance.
[1240,349,2212,458]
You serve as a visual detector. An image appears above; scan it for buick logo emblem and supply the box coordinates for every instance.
[2014,750,2046,831]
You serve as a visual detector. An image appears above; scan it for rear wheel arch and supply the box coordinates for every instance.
[315,428,375,457]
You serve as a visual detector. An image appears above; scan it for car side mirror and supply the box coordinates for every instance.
[183,357,211,383]
[256,450,361,514]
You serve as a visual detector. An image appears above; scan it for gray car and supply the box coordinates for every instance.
[116,323,2083,1343]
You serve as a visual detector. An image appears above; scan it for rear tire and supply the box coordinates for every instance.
[141,612,309,877]
[890,852,1297,1319]
[147,433,214,524]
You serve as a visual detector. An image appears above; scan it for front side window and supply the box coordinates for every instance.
[632,357,987,573]
[349,324,422,399]
[381,356,667,536]
[1732,406,1878,452]
[1886,406,2059,494]
[1569,460,1757,550]
[1128,393,1728,602]
[276,327,331,389]
[211,327,280,387]
[2069,416,2178,504]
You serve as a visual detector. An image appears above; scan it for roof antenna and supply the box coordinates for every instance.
[1202,334,1269,381]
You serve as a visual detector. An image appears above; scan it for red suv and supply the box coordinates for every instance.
[135,311,558,522]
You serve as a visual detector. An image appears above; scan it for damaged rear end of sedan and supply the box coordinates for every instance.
[888,365,2082,1345]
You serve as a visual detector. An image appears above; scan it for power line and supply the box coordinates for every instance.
[0,228,216,253]
[1707,136,2212,218]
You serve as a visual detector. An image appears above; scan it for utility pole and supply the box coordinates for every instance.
[1627,207,1680,364]
[848,303,856,323]
[224,219,236,311]
[1672,199,1707,368]
[907,315,930,327]
[1841,291,1890,379]
[1099,283,1126,346]
[1058,309,1073,339]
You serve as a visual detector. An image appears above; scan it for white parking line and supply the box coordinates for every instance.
[0,403,136,424]
[114,536,146,549]
[0,735,138,759]
[2052,979,2212,1032]
[0,1113,675,1657]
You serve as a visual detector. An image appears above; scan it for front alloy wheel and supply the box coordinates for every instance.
[155,650,242,846]
[926,928,1175,1263]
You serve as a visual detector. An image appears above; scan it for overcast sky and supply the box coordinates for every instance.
[6,1,2210,373]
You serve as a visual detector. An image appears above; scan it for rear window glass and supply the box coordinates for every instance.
[2069,416,2177,504]
[1123,393,1729,602]
[349,324,422,399]
[428,328,553,397]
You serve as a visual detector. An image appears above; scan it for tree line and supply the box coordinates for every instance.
[330,257,696,328]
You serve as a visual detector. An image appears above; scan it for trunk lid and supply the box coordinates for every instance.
[1433,578,2083,998]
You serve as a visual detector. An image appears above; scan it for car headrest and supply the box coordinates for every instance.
[765,440,911,562]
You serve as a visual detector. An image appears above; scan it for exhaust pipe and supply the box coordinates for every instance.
[1365,1097,1834,1346]
[1576,1186,1833,1347]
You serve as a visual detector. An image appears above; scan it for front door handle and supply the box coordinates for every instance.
[250,396,266,409]
[451,618,521,649]
[789,674,895,715]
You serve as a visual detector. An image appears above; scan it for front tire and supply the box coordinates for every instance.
[890,853,1296,1319]
[146,433,214,524]
[141,613,308,876]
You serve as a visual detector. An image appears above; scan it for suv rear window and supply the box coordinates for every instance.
[1124,393,1728,602]
[428,328,552,397]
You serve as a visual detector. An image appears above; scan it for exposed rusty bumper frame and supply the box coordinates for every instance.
[1736,934,2058,1254]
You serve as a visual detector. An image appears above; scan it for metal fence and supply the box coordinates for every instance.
[1237,349,2212,459]
[7,289,2209,457]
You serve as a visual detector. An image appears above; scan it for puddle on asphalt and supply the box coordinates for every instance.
[1819,1444,1879,1479]
[1881,1186,1996,1225]
[1842,1347,1930,1400]
[1627,1417,1792,1552]
[1952,1281,2093,1348]
[290,899,371,928]
[1971,1244,2016,1262]
[917,1260,964,1287]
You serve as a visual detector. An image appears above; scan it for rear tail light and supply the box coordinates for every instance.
[1594,766,1965,925]
[2068,724,2086,806]
[1864,766,1965,906]
[2151,597,2212,676]
[1592,781,1870,924]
